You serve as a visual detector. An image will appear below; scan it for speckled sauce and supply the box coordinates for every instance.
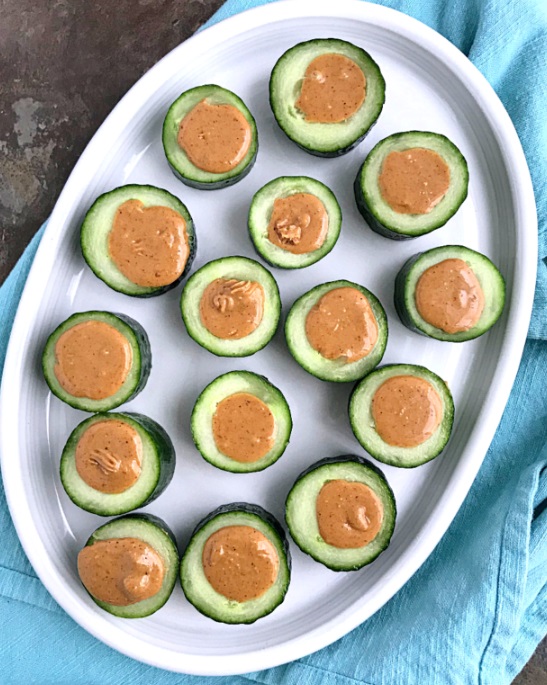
[77,537,164,606]
[199,278,264,339]
[267,192,328,254]
[212,392,275,463]
[378,147,451,214]
[296,53,366,123]
[54,320,132,399]
[202,525,279,602]
[177,99,251,173]
[75,420,142,493]
[415,258,485,333]
[108,199,189,288]
[305,287,378,362]
[372,376,443,448]
[316,480,384,549]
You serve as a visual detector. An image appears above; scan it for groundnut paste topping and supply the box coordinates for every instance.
[378,147,451,214]
[54,321,132,400]
[267,193,328,254]
[75,420,142,493]
[372,375,443,448]
[199,278,265,339]
[415,258,485,334]
[108,200,189,288]
[316,480,384,548]
[212,392,275,463]
[177,99,251,173]
[305,287,378,362]
[78,537,164,606]
[202,525,279,602]
[296,53,366,123]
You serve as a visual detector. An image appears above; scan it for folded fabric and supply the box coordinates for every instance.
[1,0,546,684]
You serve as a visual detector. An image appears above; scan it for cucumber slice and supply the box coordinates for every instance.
[42,311,151,412]
[191,371,292,473]
[248,176,342,269]
[285,455,396,571]
[285,280,388,382]
[60,412,175,515]
[354,131,469,239]
[269,39,385,157]
[180,503,291,624]
[81,513,179,618]
[349,364,454,468]
[80,184,196,297]
[180,256,281,357]
[162,85,258,189]
[395,245,505,341]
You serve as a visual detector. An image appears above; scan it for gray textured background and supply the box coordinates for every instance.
[0,0,545,681]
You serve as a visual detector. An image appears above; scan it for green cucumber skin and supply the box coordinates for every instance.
[285,455,396,571]
[167,149,257,190]
[114,313,151,397]
[279,127,378,159]
[354,171,412,241]
[87,512,178,549]
[80,184,197,298]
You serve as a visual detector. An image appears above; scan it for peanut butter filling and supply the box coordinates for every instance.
[267,193,328,254]
[212,392,275,463]
[54,320,132,400]
[202,525,279,602]
[78,537,164,606]
[305,287,378,363]
[199,278,265,339]
[378,147,451,214]
[372,375,443,448]
[296,53,366,123]
[75,420,142,493]
[316,480,383,549]
[177,99,251,173]
[108,199,189,288]
[415,258,485,334]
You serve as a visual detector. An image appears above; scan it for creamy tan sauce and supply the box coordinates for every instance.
[75,420,142,494]
[296,53,366,123]
[199,278,264,339]
[316,480,384,548]
[54,320,132,400]
[177,99,251,173]
[202,525,279,602]
[267,193,328,254]
[78,537,164,606]
[305,287,378,362]
[415,258,485,334]
[108,199,189,288]
[212,392,275,463]
[378,147,451,214]
[372,375,443,447]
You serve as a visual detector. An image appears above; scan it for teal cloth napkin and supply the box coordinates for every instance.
[1,1,546,683]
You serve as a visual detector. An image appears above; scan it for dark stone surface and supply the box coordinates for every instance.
[0,1,545,682]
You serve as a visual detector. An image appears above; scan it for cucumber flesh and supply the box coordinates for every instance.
[248,176,342,269]
[80,184,196,297]
[349,364,454,467]
[285,455,396,571]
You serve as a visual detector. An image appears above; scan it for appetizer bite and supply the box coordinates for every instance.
[349,364,454,467]
[285,455,396,571]
[42,311,151,412]
[162,85,258,189]
[81,184,196,297]
[191,371,292,473]
[180,256,281,357]
[248,175,342,269]
[61,412,176,516]
[77,514,179,618]
[395,245,505,341]
[285,280,387,382]
[269,38,385,157]
[180,503,291,623]
[354,131,469,239]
